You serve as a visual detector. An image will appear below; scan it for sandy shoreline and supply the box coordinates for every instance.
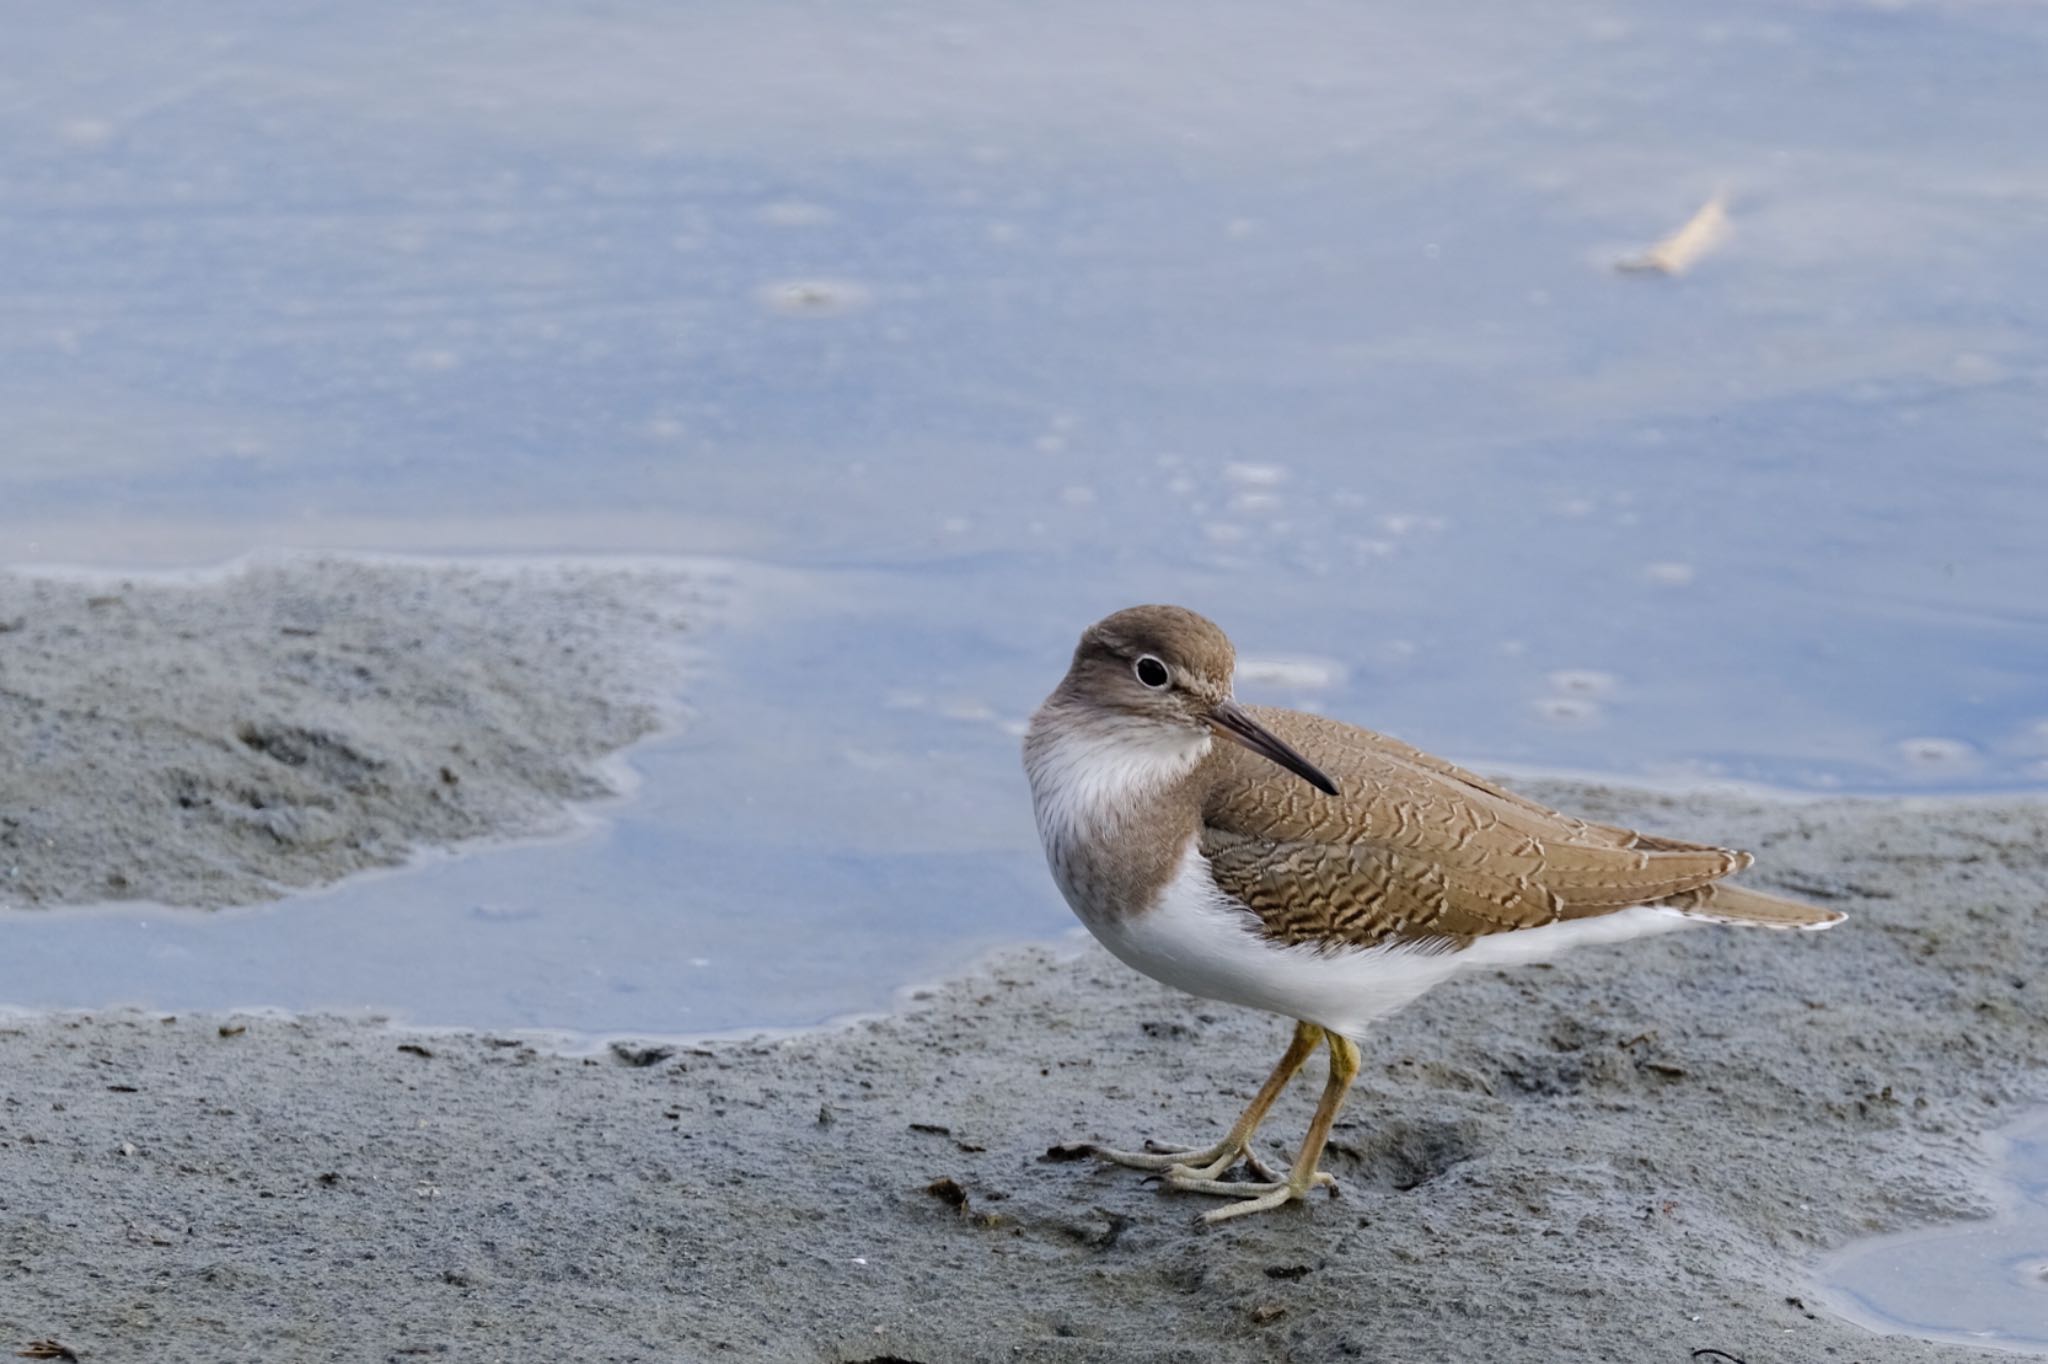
[3,782,2045,1360]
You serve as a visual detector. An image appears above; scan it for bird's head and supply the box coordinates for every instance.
[1058,604,1337,796]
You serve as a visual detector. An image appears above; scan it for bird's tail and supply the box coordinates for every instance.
[1658,882,1846,930]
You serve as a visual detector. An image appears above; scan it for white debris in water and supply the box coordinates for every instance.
[1644,561,1696,586]
[1897,737,1977,772]
[1547,669,1617,698]
[1237,655,1347,690]
[1223,462,1287,487]
[759,279,870,317]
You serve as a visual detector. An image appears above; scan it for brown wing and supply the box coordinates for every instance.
[1199,707,1751,949]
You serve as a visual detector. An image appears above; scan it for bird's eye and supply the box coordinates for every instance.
[1134,655,1170,689]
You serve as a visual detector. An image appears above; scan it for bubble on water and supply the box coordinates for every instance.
[1547,669,1617,698]
[759,279,870,317]
[757,200,835,227]
[1224,462,1287,487]
[1238,655,1347,690]
[59,118,114,149]
[1950,352,2004,385]
[1532,697,1602,728]
[1897,737,1977,772]
[1644,561,1696,586]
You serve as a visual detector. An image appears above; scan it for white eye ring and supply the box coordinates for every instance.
[1133,655,1170,689]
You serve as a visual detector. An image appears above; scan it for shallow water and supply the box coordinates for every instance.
[1,1,2045,1347]
[1823,1110,2048,1356]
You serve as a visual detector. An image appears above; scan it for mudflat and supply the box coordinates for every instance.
[0,557,712,909]
[3,777,2042,1361]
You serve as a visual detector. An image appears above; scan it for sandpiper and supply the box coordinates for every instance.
[1023,605,1843,1223]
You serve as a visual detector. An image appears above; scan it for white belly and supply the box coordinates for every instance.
[1080,843,1696,1041]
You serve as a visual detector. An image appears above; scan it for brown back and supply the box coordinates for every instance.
[1199,707,1751,949]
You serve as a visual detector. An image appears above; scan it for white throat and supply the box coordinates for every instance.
[1023,709,1209,852]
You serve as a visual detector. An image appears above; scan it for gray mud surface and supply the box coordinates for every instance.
[2,784,2043,1362]
[0,558,708,908]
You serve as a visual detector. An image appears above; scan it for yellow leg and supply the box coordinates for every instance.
[1092,1021,1324,1184]
[1187,1032,1361,1223]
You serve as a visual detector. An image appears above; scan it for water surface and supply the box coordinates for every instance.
[1824,1111,2048,1356]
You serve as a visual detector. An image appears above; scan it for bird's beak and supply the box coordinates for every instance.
[1207,701,1338,796]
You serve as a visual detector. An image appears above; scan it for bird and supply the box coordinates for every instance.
[1022,604,1843,1223]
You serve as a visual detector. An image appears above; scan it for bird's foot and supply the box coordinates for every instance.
[1089,1137,1283,1183]
[1173,1169,1338,1224]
